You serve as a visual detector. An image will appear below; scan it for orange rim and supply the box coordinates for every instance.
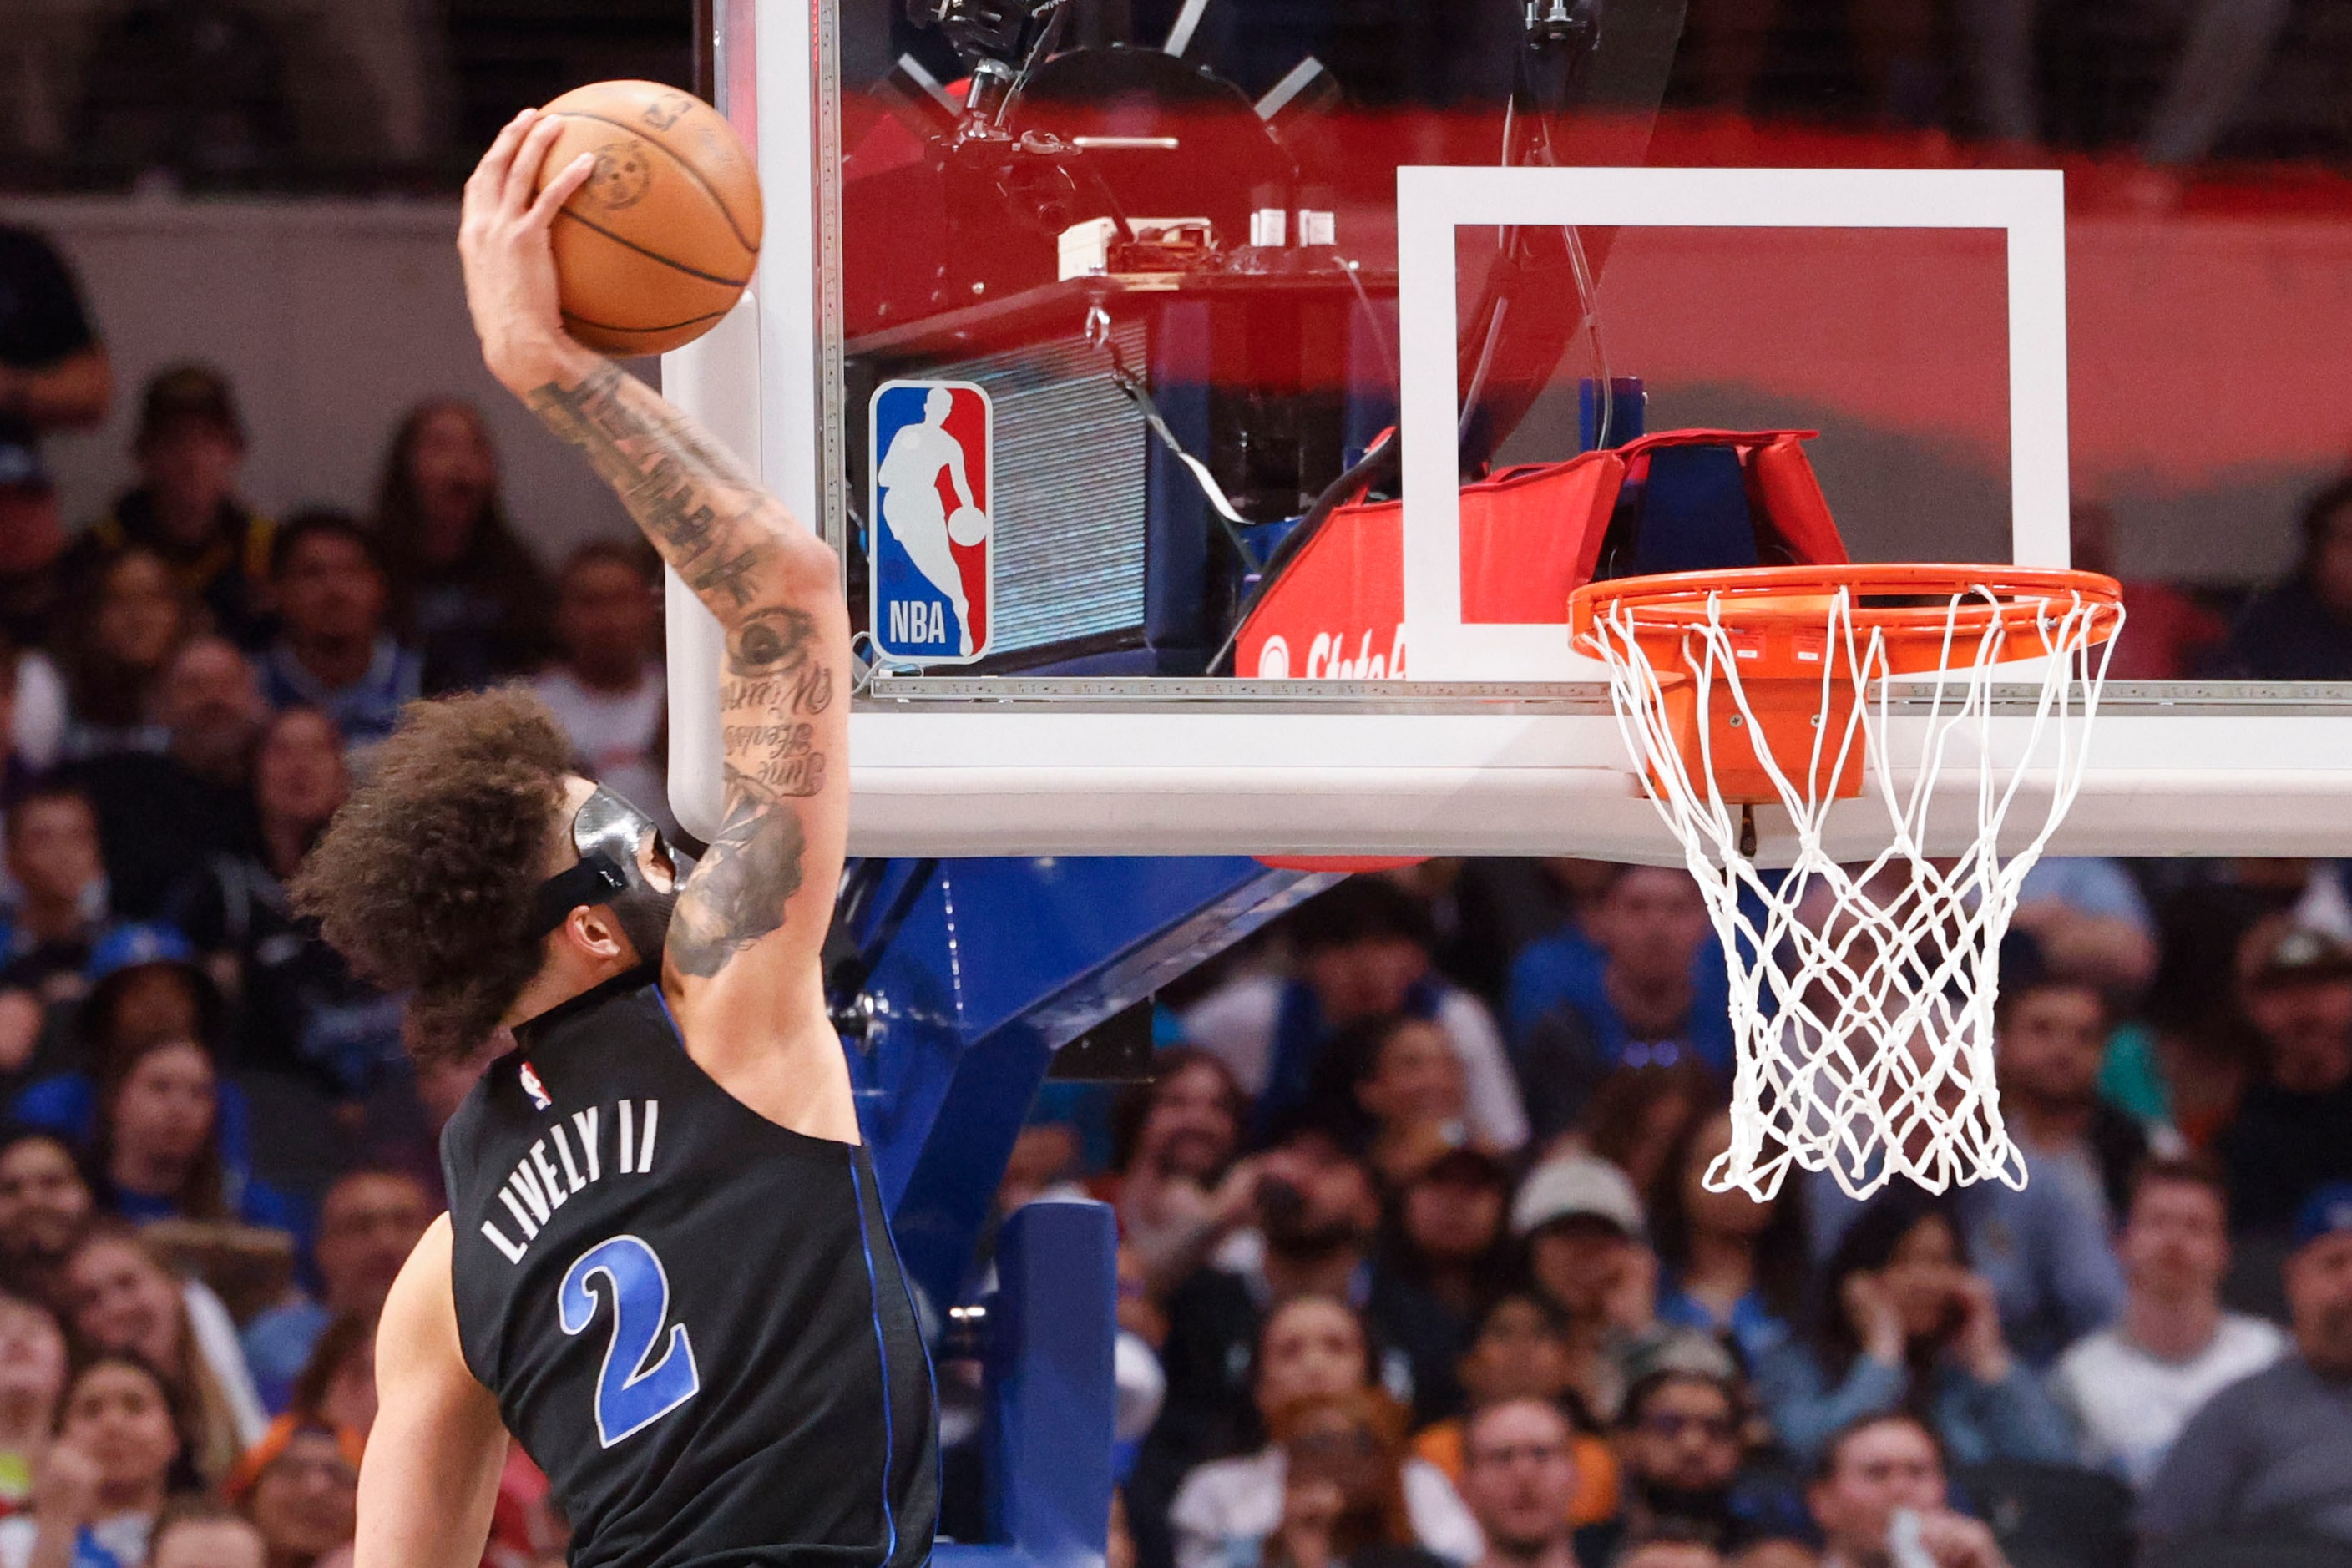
[1570,564,2122,671]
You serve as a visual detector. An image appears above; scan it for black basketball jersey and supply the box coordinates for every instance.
[442,968,937,1568]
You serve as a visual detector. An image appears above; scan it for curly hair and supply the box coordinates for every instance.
[291,687,575,1064]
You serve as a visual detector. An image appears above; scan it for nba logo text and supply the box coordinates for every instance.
[870,380,994,665]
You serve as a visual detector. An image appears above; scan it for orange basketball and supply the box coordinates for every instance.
[534,80,762,357]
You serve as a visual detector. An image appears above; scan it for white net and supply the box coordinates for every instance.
[1581,579,2122,1202]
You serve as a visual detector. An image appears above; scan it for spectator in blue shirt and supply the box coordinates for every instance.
[1505,867,1734,1143]
[240,1166,429,1413]
[81,1030,299,1237]
[256,513,421,759]
[10,934,298,1241]
[1751,1189,2073,1469]
[1181,880,1526,1154]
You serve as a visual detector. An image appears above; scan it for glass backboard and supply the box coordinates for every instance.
[664,0,2352,860]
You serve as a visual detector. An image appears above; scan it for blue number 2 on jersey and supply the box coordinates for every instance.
[559,1235,701,1447]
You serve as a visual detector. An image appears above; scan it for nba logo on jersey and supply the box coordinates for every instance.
[870,380,994,665]
[519,1061,552,1111]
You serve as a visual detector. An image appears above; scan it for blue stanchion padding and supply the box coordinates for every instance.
[932,1200,1116,1568]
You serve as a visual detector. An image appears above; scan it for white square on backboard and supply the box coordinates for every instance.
[1395,165,2070,681]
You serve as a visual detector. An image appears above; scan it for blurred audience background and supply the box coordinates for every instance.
[5,3,2352,1568]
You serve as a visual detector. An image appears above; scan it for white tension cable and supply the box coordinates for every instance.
[1580,580,2122,1202]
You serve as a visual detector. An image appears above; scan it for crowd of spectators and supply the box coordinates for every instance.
[0,219,665,1568]
[1048,858,2352,1568]
[12,31,2352,1554]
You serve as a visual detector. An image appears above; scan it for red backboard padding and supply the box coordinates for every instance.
[1460,453,1627,624]
[1748,434,1849,566]
[1231,430,1849,681]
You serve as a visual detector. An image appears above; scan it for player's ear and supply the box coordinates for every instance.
[565,903,630,963]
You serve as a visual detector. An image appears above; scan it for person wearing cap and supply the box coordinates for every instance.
[2216,920,2352,1233]
[6,931,301,1244]
[1510,1153,1733,1424]
[2139,1182,2352,1550]
[71,363,274,649]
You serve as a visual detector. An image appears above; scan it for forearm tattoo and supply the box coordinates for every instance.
[528,362,839,982]
[664,766,808,979]
[525,361,774,605]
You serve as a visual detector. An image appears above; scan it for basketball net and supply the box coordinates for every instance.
[1579,579,2122,1201]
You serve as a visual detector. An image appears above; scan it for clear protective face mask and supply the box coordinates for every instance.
[529,785,680,963]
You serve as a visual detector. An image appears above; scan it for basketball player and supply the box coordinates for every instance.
[876,386,983,655]
[305,109,936,1568]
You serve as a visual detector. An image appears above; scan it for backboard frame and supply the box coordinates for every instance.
[1397,164,2071,680]
[659,4,2352,862]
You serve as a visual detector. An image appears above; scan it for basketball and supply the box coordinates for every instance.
[533,80,761,357]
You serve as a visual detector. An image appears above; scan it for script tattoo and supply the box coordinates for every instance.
[719,607,834,797]
[664,609,837,979]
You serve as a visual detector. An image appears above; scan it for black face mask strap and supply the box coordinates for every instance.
[530,853,630,939]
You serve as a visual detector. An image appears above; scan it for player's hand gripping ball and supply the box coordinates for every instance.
[532,80,763,357]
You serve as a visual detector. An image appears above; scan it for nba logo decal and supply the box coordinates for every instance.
[871,381,994,664]
[519,1061,552,1111]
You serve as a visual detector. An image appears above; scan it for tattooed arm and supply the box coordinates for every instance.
[458,109,855,1139]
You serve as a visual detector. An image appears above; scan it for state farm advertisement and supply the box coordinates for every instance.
[1235,500,1409,680]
